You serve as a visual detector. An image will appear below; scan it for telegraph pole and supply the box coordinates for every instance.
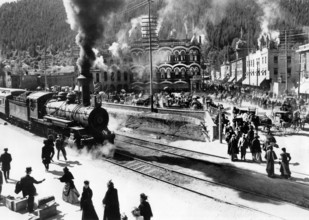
[44,36,48,91]
[148,0,154,112]
[285,30,288,93]
[247,29,251,86]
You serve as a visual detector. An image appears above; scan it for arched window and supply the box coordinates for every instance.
[167,68,172,79]
[124,71,128,81]
[174,51,180,61]
[193,50,198,61]
[160,69,166,79]
[167,51,171,62]
[111,72,115,81]
[189,50,194,61]
[194,67,200,75]
[174,68,180,76]
[180,51,186,61]
[181,68,186,78]
[189,67,194,76]
[104,72,108,81]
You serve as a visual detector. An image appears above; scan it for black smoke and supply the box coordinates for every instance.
[63,0,124,78]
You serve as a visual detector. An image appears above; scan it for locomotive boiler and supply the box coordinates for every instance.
[44,93,114,144]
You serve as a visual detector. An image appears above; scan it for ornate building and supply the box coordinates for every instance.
[129,15,203,92]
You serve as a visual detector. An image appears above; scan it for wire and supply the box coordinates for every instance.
[120,0,150,15]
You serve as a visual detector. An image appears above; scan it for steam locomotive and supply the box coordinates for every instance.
[0,87,115,147]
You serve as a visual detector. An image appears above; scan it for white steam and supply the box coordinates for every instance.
[256,0,281,48]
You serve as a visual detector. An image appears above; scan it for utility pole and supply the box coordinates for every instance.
[285,30,288,93]
[148,0,154,112]
[298,53,301,98]
[219,108,222,143]
[44,37,48,91]
[247,29,251,86]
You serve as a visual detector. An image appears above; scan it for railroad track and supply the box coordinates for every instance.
[102,151,285,219]
[115,133,309,180]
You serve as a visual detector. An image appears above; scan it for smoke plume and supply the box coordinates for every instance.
[256,0,281,48]
[62,0,124,77]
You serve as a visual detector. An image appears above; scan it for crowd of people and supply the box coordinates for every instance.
[224,110,292,179]
[0,137,153,220]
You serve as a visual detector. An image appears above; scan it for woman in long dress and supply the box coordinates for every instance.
[280,148,291,178]
[138,193,153,220]
[58,167,79,204]
[80,180,99,220]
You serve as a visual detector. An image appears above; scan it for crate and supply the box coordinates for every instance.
[34,201,57,220]
[13,197,28,212]
[4,197,27,212]
[5,197,14,210]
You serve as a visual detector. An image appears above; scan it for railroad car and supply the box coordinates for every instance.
[0,88,115,147]
[0,88,26,118]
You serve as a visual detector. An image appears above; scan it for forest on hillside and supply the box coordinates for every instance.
[1,0,309,64]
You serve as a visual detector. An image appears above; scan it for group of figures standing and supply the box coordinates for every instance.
[0,139,153,220]
[225,116,292,179]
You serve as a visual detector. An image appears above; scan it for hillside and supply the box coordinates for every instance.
[1,0,309,67]
[0,0,75,53]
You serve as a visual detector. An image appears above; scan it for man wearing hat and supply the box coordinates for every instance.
[251,134,262,162]
[102,180,120,220]
[55,134,67,161]
[20,167,45,213]
[0,148,12,183]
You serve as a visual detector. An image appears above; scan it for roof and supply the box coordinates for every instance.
[27,91,54,100]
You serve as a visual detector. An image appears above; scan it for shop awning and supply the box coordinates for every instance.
[258,75,267,86]
[228,76,235,83]
[299,81,309,94]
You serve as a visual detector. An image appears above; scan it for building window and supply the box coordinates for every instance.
[181,68,186,78]
[124,72,128,81]
[104,72,107,81]
[180,51,186,61]
[111,72,115,81]
[174,68,180,76]
[287,68,291,77]
[167,69,171,79]
[160,69,166,79]
[274,56,278,64]
[174,51,179,61]
[287,56,291,64]
[117,71,121,81]
[96,73,100,83]
[274,68,278,75]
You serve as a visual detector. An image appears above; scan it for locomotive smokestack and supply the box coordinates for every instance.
[62,0,124,106]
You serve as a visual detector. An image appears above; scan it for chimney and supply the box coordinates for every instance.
[77,74,93,107]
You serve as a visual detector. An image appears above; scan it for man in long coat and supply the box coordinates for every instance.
[265,144,278,178]
[251,135,262,162]
[20,167,45,212]
[102,180,120,220]
[80,180,99,220]
[0,148,12,182]
[228,134,239,161]
[42,140,55,171]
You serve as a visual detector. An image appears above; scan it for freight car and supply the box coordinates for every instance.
[0,88,115,147]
